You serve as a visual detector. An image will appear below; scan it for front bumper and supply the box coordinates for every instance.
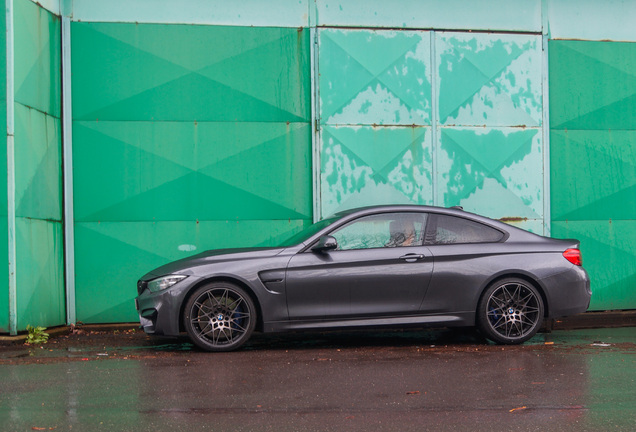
[135,275,202,336]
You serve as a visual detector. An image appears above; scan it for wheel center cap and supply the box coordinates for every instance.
[217,314,224,321]
[508,308,515,315]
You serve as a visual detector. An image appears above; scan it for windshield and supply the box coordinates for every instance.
[278,217,339,247]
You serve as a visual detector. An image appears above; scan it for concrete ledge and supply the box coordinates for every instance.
[0,323,139,342]
[2,312,636,342]
[552,310,636,330]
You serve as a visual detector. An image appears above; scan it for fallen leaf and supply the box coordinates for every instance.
[509,406,527,413]
[406,391,420,395]
[544,342,554,345]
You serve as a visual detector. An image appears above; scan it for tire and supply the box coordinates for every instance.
[477,278,544,345]
[183,282,257,352]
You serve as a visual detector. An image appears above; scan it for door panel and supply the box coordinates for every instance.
[286,246,433,320]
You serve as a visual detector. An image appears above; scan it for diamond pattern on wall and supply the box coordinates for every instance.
[71,22,312,323]
[75,219,309,323]
[320,126,432,217]
[73,121,311,222]
[14,104,62,220]
[550,40,636,130]
[16,218,64,329]
[319,30,544,230]
[550,39,636,311]
[553,220,636,310]
[72,22,310,122]
[14,0,61,117]
[319,29,432,125]
[10,0,64,331]
[437,127,543,222]
[551,130,636,221]
[437,32,542,127]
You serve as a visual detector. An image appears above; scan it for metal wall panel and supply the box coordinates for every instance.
[12,0,64,329]
[436,32,543,233]
[318,29,433,218]
[319,29,544,233]
[74,219,308,322]
[550,40,636,310]
[71,22,312,323]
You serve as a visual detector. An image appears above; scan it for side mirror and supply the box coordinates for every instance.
[312,235,338,252]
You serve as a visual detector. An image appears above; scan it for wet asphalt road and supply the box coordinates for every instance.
[1,327,635,431]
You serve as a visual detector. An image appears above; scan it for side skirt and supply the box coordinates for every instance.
[262,312,475,333]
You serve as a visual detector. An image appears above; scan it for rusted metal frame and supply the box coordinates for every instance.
[430,30,439,207]
[541,0,551,236]
[310,1,321,222]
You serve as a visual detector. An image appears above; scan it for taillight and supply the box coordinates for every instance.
[563,248,582,266]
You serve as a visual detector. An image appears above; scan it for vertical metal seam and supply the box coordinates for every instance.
[61,12,75,325]
[6,0,17,335]
[541,0,551,236]
[430,30,439,207]
[310,4,321,223]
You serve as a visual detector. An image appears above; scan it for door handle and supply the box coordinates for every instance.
[398,253,424,262]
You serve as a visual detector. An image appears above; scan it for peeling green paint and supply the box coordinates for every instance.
[319,30,544,232]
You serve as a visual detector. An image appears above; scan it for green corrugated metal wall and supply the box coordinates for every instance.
[70,23,312,323]
[13,0,64,329]
[2,1,636,331]
[550,40,636,310]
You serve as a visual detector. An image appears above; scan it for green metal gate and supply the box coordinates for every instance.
[317,29,545,233]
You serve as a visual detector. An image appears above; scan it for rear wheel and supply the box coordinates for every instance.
[183,282,256,352]
[477,278,544,344]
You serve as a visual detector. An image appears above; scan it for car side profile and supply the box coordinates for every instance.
[136,205,591,352]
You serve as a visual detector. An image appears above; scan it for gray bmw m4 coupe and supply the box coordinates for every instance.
[136,205,591,352]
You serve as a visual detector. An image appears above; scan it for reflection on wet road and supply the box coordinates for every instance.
[1,327,635,431]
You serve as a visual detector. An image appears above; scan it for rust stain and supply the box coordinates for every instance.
[498,217,528,223]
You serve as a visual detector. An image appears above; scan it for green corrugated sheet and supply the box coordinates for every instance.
[74,219,310,322]
[71,22,312,323]
[14,0,60,116]
[550,40,636,310]
[15,217,65,329]
[12,0,64,330]
[72,23,310,122]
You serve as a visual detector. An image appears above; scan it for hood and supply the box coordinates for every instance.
[142,246,285,279]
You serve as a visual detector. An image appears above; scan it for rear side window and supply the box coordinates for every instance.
[425,214,504,245]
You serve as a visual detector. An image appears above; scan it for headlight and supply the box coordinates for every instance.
[147,275,187,293]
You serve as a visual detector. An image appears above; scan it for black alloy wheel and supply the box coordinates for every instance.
[477,278,544,344]
[183,282,256,352]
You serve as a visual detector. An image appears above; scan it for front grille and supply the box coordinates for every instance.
[137,280,148,295]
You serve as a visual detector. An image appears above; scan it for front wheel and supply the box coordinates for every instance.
[183,282,257,352]
[477,278,544,345]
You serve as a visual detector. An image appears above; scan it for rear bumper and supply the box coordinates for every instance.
[541,265,591,319]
